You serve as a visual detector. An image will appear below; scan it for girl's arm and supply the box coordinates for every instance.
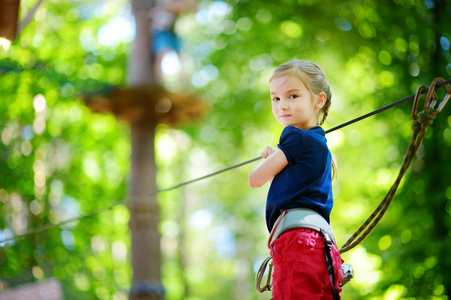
[248,146,288,188]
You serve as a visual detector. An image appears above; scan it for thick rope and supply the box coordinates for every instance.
[339,77,451,253]
[339,111,434,253]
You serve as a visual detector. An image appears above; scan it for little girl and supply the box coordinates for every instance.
[249,60,343,299]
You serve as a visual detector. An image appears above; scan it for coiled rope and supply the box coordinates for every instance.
[1,78,450,245]
[339,77,451,253]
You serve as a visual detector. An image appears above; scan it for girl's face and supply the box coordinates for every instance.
[270,75,323,129]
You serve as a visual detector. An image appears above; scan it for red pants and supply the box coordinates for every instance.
[270,228,343,300]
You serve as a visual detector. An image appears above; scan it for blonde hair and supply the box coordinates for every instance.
[270,59,337,179]
[270,60,332,126]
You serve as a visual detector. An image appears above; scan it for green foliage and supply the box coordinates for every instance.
[1,0,451,299]
[167,0,451,299]
[1,1,131,299]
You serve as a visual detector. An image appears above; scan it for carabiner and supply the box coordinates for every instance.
[256,256,273,293]
[426,77,451,115]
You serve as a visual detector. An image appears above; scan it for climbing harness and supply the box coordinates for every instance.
[255,77,451,297]
[256,208,345,297]
[268,209,336,248]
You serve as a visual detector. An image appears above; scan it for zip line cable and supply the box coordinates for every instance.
[1,78,450,244]
[325,77,451,134]
[0,156,263,244]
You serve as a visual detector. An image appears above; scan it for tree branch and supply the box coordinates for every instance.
[17,0,43,34]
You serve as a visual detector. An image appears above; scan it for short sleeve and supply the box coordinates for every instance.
[277,126,303,165]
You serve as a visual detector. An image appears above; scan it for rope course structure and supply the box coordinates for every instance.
[1,77,450,249]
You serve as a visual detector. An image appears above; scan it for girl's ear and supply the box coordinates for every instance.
[315,92,327,109]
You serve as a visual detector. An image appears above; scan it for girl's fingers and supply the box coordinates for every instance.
[261,146,275,158]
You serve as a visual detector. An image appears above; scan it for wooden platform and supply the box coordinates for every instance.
[81,86,207,126]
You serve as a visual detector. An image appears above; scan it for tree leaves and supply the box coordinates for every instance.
[1,0,450,299]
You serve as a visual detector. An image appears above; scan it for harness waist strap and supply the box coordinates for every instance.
[269,208,336,246]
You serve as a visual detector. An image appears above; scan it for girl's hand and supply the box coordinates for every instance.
[261,146,276,158]
[249,146,288,188]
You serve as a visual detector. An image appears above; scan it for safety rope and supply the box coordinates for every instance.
[0,156,262,244]
[325,77,451,134]
[1,78,450,245]
[339,77,451,254]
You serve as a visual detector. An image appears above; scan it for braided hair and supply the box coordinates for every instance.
[270,60,337,179]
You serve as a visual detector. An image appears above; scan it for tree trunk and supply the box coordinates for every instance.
[428,0,451,296]
[128,1,164,299]
[129,120,164,300]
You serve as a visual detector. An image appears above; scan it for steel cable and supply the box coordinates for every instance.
[1,78,450,244]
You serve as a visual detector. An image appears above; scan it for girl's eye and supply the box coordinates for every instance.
[289,94,298,99]
[272,97,280,101]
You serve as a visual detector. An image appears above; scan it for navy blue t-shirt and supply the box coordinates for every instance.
[266,126,333,232]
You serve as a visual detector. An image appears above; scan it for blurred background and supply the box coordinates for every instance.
[0,0,450,299]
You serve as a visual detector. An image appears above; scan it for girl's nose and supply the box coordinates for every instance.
[280,102,288,110]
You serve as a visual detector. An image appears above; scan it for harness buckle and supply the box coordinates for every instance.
[321,228,333,249]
